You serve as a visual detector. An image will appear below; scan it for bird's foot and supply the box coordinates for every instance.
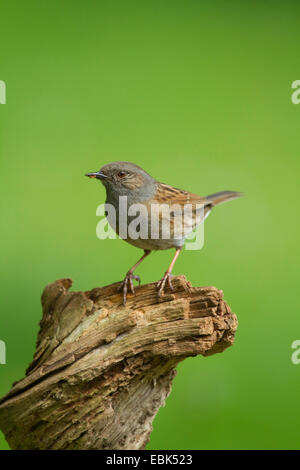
[157,272,174,298]
[118,272,141,305]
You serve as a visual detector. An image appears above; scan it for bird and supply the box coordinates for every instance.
[86,161,242,305]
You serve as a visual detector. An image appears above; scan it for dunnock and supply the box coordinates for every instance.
[86,162,242,305]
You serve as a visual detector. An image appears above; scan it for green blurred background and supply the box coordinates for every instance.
[0,0,299,450]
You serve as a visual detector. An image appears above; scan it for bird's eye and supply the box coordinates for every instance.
[117,171,127,178]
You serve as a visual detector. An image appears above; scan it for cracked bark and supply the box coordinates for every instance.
[0,275,238,450]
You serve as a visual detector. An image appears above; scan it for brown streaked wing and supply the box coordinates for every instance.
[155,183,206,207]
[149,183,210,237]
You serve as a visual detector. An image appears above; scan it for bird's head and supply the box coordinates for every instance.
[85,161,156,200]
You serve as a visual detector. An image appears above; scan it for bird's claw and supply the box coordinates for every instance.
[157,273,174,298]
[118,273,141,305]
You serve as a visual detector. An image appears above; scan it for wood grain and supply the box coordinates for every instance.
[0,275,238,450]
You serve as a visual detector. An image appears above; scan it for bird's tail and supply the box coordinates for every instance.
[205,190,243,207]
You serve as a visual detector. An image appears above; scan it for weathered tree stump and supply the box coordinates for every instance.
[0,275,238,450]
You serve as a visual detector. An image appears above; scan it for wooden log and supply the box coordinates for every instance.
[0,275,238,450]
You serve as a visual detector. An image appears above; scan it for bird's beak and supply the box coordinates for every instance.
[85,171,107,180]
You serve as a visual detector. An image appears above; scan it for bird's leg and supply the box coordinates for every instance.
[118,250,151,305]
[157,247,182,297]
